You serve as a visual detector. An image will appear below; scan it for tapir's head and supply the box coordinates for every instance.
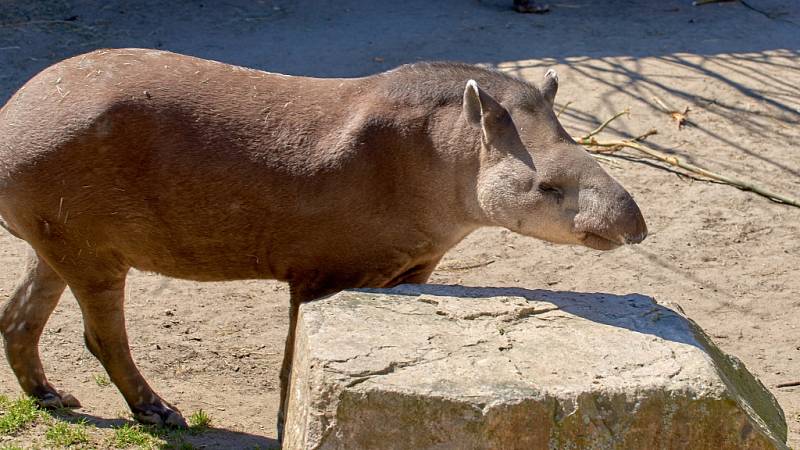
[463,70,647,250]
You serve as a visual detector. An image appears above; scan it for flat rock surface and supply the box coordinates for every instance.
[285,285,787,450]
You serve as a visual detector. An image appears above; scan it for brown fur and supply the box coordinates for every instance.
[0,49,646,435]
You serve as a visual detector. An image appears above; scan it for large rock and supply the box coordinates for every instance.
[283,285,787,450]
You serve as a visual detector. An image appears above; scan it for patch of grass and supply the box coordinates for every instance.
[93,373,111,388]
[0,445,25,450]
[163,441,196,450]
[45,420,89,447]
[188,409,211,430]
[112,423,162,449]
[0,396,42,435]
[112,423,196,449]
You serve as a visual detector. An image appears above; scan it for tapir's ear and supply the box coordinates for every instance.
[541,69,558,105]
[462,80,511,142]
[462,80,483,127]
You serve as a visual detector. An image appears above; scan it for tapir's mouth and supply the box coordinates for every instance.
[581,232,624,251]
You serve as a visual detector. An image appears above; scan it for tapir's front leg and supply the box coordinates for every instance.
[276,264,440,442]
[276,281,342,442]
[277,298,299,443]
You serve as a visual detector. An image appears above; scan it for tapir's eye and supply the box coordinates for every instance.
[539,183,563,201]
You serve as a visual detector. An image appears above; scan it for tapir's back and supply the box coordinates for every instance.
[0,49,449,283]
[0,48,367,178]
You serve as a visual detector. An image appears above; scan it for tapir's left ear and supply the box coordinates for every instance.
[541,69,558,106]
[462,79,512,143]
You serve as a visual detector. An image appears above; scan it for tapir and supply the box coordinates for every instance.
[0,49,646,437]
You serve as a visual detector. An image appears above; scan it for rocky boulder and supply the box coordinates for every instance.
[283,285,787,450]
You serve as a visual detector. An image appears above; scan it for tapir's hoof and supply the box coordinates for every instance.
[37,391,82,409]
[133,404,187,428]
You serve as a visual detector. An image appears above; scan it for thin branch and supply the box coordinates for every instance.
[652,96,690,129]
[633,128,658,142]
[439,259,495,271]
[556,101,572,118]
[652,95,673,113]
[591,153,622,167]
[580,129,656,154]
[576,133,800,207]
[572,108,800,207]
[581,109,629,140]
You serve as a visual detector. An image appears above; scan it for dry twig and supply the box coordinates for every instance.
[583,109,629,140]
[653,96,690,129]
[439,259,496,271]
[556,101,573,118]
[572,111,800,208]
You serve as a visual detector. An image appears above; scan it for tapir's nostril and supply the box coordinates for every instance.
[612,192,647,245]
[623,206,648,244]
[624,230,647,245]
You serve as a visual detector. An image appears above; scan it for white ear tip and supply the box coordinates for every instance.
[466,79,479,92]
[545,69,558,81]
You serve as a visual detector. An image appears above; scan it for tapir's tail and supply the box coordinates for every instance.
[0,101,21,240]
[0,164,21,239]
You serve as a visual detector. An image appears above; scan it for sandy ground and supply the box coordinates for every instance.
[0,0,798,448]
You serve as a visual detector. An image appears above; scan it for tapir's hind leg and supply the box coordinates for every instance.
[0,248,80,408]
[69,274,187,427]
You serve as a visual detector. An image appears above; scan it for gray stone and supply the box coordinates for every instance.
[283,285,787,450]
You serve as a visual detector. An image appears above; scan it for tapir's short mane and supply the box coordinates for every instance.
[374,61,543,109]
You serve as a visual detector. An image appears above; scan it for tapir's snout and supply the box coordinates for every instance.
[575,184,648,251]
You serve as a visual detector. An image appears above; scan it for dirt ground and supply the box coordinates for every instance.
[0,0,798,448]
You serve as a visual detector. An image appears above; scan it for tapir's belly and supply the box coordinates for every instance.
[2,176,439,287]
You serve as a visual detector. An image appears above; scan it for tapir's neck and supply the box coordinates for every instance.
[424,105,491,230]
